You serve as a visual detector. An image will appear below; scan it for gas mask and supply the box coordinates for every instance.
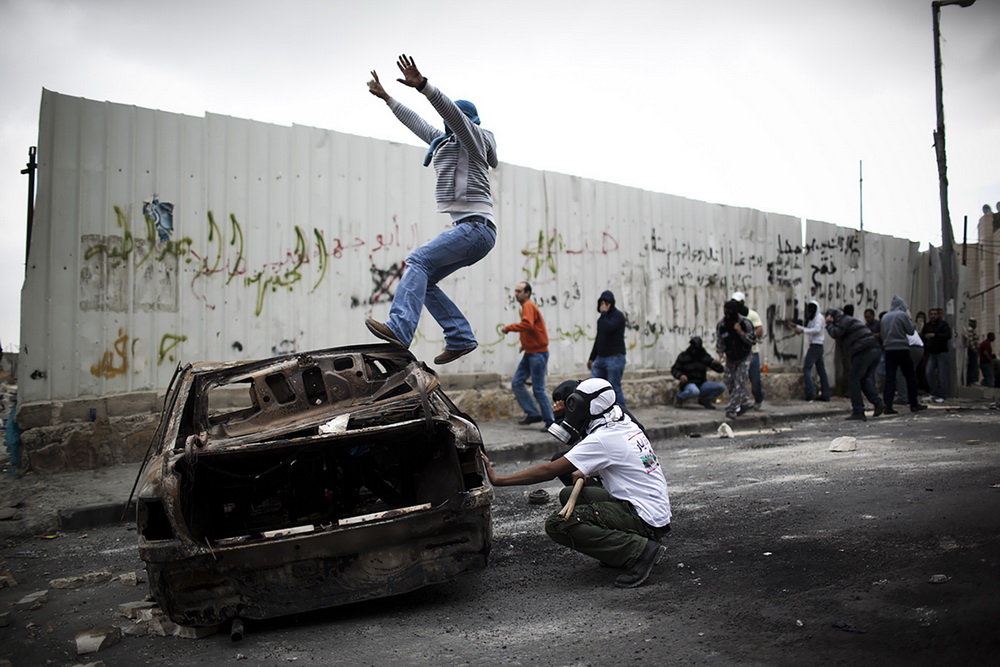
[546,378,616,446]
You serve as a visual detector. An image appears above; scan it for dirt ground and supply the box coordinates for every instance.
[0,407,997,665]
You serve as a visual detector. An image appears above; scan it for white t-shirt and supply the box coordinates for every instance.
[564,419,672,527]
[747,308,763,354]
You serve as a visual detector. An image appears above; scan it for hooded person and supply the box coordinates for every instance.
[587,290,628,407]
[365,54,498,365]
[716,300,757,419]
[671,336,725,408]
[790,299,830,401]
[824,308,885,420]
[481,378,672,589]
[879,296,927,413]
[731,291,765,408]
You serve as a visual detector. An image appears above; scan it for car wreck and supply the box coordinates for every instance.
[134,344,493,627]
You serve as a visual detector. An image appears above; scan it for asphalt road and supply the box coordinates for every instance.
[1,407,998,666]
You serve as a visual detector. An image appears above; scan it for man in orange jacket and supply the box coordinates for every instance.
[503,282,555,427]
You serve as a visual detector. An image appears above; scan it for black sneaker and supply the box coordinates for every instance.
[884,408,899,415]
[615,539,667,588]
[518,415,542,425]
[846,413,866,421]
[873,403,886,417]
[910,404,928,413]
[698,401,716,410]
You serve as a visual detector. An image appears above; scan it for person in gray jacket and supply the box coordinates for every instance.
[879,296,927,414]
[365,54,498,365]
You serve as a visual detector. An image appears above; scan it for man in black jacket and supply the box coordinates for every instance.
[671,337,725,409]
[922,308,952,402]
[588,290,628,407]
[825,308,886,421]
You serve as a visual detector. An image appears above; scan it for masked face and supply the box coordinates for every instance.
[546,379,615,445]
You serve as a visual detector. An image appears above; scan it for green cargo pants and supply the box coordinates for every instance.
[544,485,669,568]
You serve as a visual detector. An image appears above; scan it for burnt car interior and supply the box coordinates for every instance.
[148,349,485,543]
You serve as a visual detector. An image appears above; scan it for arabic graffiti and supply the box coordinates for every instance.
[90,328,130,378]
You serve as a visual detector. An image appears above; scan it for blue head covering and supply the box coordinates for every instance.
[423,99,480,167]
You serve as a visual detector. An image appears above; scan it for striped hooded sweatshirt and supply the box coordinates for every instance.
[389,83,498,216]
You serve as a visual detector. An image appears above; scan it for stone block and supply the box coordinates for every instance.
[49,571,112,589]
[118,600,158,619]
[16,589,48,609]
[75,625,122,654]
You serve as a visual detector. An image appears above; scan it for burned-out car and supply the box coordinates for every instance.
[135,345,493,627]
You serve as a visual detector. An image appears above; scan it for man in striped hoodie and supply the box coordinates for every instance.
[365,54,498,365]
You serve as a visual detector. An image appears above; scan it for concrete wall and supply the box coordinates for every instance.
[15,90,939,472]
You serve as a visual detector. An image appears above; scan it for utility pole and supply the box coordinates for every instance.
[21,146,37,268]
[859,160,864,231]
[932,0,976,395]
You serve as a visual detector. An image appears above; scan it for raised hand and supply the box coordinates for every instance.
[395,54,424,88]
[367,71,389,101]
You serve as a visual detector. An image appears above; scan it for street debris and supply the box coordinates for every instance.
[528,489,550,505]
[829,436,857,452]
[915,607,939,627]
[75,625,122,654]
[120,603,219,639]
[717,423,734,438]
[0,570,17,588]
[928,574,951,584]
[115,571,141,586]
[965,440,981,445]
[15,589,48,610]
[832,619,866,633]
[49,571,112,589]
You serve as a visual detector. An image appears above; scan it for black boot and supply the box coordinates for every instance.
[614,539,666,588]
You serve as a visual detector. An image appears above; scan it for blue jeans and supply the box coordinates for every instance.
[803,343,830,400]
[925,351,950,399]
[386,220,496,349]
[677,381,725,405]
[749,352,764,404]
[591,355,626,407]
[512,352,554,424]
[848,346,882,414]
[982,362,996,388]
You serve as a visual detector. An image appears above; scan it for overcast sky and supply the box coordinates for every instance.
[1,0,998,351]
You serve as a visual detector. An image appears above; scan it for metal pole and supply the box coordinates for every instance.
[20,145,37,268]
[931,0,976,397]
[859,160,863,231]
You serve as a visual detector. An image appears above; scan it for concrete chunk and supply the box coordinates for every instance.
[50,571,113,589]
[74,625,122,654]
[16,589,48,609]
[829,436,857,452]
[118,600,157,619]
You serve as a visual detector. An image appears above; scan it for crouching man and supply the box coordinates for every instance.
[481,378,672,588]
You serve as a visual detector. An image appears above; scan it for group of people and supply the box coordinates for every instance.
[670,291,764,420]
